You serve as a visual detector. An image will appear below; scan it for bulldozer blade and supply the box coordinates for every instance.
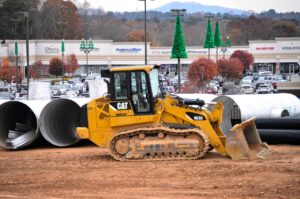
[225,117,274,160]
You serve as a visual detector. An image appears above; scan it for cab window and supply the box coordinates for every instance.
[114,72,128,100]
[131,71,150,113]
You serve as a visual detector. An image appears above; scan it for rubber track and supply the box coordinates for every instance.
[110,125,209,161]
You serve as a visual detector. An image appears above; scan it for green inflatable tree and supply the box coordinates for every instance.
[171,15,188,92]
[214,20,223,61]
[204,19,215,60]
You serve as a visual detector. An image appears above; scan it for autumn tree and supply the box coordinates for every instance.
[126,30,144,42]
[0,57,12,81]
[39,0,82,39]
[230,50,254,73]
[65,54,79,75]
[30,60,48,80]
[217,58,244,81]
[0,57,24,82]
[188,58,218,92]
[49,57,63,76]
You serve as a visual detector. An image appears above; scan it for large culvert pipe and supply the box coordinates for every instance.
[211,94,300,136]
[39,98,91,147]
[0,100,50,149]
[258,129,300,145]
[255,118,300,130]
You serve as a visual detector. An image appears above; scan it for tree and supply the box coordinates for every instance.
[217,58,244,81]
[171,15,188,92]
[49,57,63,76]
[230,50,254,73]
[188,58,218,93]
[40,0,82,39]
[126,30,145,42]
[0,0,41,40]
[30,60,48,80]
[0,57,12,81]
[214,20,223,61]
[203,18,215,60]
[0,57,24,82]
[65,54,79,75]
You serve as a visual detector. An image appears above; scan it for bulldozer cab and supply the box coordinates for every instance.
[105,65,162,115]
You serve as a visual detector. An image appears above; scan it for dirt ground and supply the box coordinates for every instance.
[0,144,299,199]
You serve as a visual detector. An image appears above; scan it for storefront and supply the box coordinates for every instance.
[0,37,299,77]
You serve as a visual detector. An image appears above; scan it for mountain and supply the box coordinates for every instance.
[153,1,247,15]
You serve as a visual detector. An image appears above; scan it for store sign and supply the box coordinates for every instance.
[151,49,207,55]
[187,49,207,54]
[256,47,274,51]
[116,48,141,53]
[282,46,300,50]
[45,47,59,53]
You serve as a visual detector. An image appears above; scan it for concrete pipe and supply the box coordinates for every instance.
[39,98,91,147]
[211,93,300,136]
[0,100,50,149]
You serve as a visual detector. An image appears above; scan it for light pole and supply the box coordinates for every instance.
[138,0,154,65]
[80,38,94,74]
[61,39,65,84]
[16,12,29,99]
[15,41,19,89]
[221,36,231,59]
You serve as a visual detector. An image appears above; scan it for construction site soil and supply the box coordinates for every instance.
[0,143,299,199]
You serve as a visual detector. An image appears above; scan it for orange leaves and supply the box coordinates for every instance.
[188,58,218,88]
[230,50,254,72]
[126,30,145,42]
[65,54,79,74]
[217,58,243,80]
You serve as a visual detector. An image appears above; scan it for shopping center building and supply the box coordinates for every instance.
[0,37,299,77]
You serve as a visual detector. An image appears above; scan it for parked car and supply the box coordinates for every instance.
[257,83,271,94]
[241,76,253,85]
[240,84,254,94]
[205,87,217,94]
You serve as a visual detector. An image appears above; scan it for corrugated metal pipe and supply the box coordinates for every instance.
[39,98,90,147]
[0,100,50,149]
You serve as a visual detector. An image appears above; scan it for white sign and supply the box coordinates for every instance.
[117,102,128,110]
[45,47,59,54]
[116,48,141,53]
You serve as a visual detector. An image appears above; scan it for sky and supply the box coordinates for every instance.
[75,0,300,13]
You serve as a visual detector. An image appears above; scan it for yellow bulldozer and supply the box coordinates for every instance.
[76,65,272,161]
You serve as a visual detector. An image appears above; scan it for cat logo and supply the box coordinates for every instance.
[117,102,128,110]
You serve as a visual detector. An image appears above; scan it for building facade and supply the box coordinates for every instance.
[0,37,299,77]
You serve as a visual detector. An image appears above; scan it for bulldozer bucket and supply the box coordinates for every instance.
[225,117,274,160]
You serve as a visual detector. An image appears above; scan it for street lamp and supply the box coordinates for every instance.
[80,38,94,74]
[16,12,29,99]
[14,40,19,89]
[221,36,231,59]
[138,0,154,65]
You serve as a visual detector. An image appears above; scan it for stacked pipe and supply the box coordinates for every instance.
[0,92,299,150]
[255,118,300,145]
[211,94,300,145]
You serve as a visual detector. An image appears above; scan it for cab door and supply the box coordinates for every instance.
[109,70,156,127]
